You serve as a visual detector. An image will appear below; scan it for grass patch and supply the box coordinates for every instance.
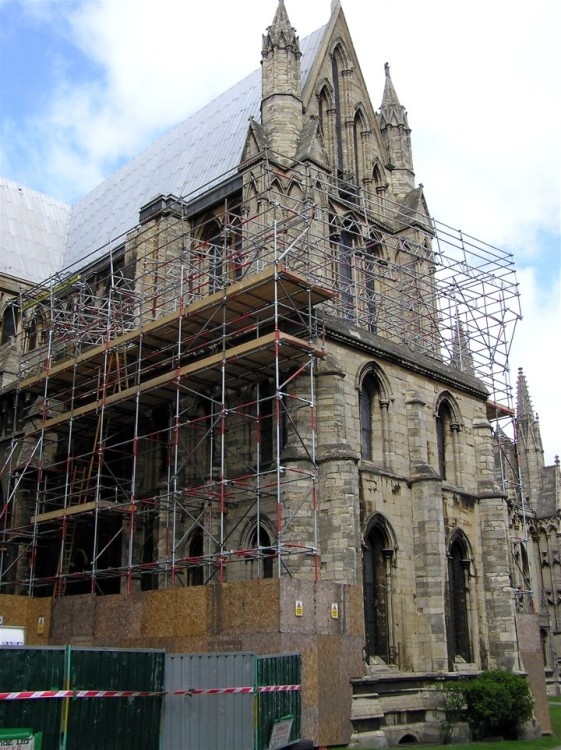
[334,701,561,750]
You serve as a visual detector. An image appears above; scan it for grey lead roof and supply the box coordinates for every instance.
[1,26,325,284]
[0,178,71,285]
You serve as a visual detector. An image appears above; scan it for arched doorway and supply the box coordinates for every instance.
[363,516,395,663]
[447,535,472,667]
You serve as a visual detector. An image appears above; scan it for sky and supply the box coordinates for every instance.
[0,0,560,463]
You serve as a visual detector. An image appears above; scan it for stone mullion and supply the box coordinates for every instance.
[383,548,395,662]
[450,423,461,486]
[380,399,391,469]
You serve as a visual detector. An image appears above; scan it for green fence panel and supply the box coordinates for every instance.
[256,653,301,750]
[0,646,65,748]
[0,646,164,750]
[66,648,164,750]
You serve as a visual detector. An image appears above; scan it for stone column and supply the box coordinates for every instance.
[474,417,521,670]
[313,355,360,584]
[451,423,461,486]
[407,392,448,671]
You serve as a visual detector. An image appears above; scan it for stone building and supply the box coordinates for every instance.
[0,1,550,745]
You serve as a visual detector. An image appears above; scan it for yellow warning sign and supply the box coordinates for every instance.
[295,600,303,617]
[331,603,339,619]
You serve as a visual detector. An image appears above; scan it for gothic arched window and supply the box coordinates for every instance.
[373,163,383,190]
[331,44,349,178]
[198,217,224,293]
[435,395,461,484]
[357,229,384,333]
[359,367,390,466]
[187,528,204,586]
[360,374,377,461]
[1,303,19,345]
[353,109,368,186]
[447,534,472,666]
[243,520,275,580]
[338,220,361,318]
[318,84,335,170]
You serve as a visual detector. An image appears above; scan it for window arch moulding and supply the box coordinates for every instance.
[240,515,277,580]
[357,362,393,467]
[435,391,463,485]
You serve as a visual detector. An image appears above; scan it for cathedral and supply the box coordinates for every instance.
[0,1,557,745]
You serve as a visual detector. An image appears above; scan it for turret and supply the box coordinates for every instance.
[377,63,415,195]
[261,0,304,163]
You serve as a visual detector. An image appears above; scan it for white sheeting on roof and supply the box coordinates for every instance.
[0,178,71,285]
[1,25,326,281]
[64,26,325,270]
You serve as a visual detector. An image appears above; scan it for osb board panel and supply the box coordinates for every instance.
[211,579,280,634]
[279,579,316,634]
[159,636,209,653]
[341,634,365,681]
[348,583,365,637]
[314,582,349,635]
[206,635,245,653]
[277,632,354,747]
[279,580,364,638]
[317,635,354,747]
[224,632,283,656]
[522,651,552,734]
[298,637,321,744]
[0,594,52,645]
[144,587,209,638]
[94,593,145,642]
[273,634,319,743]
[51,594,96,644]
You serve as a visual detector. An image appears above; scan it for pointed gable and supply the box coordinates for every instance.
[300,2,388,181]
[294,116,330,166]
[396,186,432,231]
[241,117,270,165]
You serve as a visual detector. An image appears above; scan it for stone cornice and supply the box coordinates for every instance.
[322,315,489,401]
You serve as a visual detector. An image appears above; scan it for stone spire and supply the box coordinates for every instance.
[377,63,415,194]
[378,62,409,129]
[261,0,303,163]
[517,368,543,450]
[451,318,474,374]
[262,0,300,55]
[516,368,544,509]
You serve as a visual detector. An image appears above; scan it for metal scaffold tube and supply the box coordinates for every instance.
[0,157,521,596]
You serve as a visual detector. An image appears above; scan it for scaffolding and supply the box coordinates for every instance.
[0,158,522,596]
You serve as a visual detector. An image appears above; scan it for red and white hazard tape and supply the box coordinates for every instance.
[0,690,160,700]
[0,684,301,700]
[168,687,253,696]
